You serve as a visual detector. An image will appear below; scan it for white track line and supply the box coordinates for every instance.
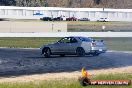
[0,32,132,37]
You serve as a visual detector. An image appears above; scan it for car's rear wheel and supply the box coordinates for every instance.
[76,47,85,57]
[43,48,51,58]
[92,52,100,56]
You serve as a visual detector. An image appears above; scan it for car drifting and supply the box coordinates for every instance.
[40,36,107,58]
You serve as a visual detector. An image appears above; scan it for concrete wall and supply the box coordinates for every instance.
[1,7,132,21]
[0,21,67,33]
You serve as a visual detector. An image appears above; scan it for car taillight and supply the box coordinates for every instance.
[91,42,96,46]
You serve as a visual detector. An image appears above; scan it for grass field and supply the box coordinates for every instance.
[68,21,113,25]
[0,74,131,88]
[0,37,132,51]
[67,21,132,32]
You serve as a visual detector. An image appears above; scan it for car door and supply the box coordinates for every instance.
[57,37,71,54]
[49,38,68,54]
[68,37,79,53]
[78,37,91,53]
[50,42,62,53]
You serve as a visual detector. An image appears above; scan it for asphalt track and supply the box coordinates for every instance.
[0,48,132,77]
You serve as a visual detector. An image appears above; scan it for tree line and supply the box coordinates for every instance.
[0,0,48,7]
[0,0,101,7]
[0,0,131,9]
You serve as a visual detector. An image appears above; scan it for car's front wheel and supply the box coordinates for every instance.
[76,47,85,57]
[43,48,51,58]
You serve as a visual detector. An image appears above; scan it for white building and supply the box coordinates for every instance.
[0,6,132,21]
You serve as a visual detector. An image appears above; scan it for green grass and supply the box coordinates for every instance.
[67,21,132,32]
[0,37,60,48]
[68,21,113,25]
[96,37,132,51]
[0,74,131,88]
[0,37,132,51]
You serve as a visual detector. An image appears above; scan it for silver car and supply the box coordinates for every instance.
[41,36,107,57]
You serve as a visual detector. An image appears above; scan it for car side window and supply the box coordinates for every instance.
[59,37,70,43]
[70,38,78,43]
[79,37,91,42]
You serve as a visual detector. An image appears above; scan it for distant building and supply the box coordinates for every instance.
[0,6,132,21]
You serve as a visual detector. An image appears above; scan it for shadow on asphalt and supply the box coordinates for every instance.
[25,55,94,58]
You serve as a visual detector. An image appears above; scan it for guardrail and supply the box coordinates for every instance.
[0,32,132,37]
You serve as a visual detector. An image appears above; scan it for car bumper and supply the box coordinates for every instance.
[90,47,107,53]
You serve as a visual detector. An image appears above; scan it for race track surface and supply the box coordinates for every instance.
[0,48,132,77]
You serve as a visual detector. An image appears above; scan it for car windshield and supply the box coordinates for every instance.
[78,37,92,42]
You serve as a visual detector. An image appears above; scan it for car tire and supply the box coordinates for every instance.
[76,47,85,57]
[43,48,51,58]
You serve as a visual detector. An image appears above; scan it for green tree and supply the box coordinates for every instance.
[15,0,47,7]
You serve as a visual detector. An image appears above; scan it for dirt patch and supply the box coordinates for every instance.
[0,66,132,83]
